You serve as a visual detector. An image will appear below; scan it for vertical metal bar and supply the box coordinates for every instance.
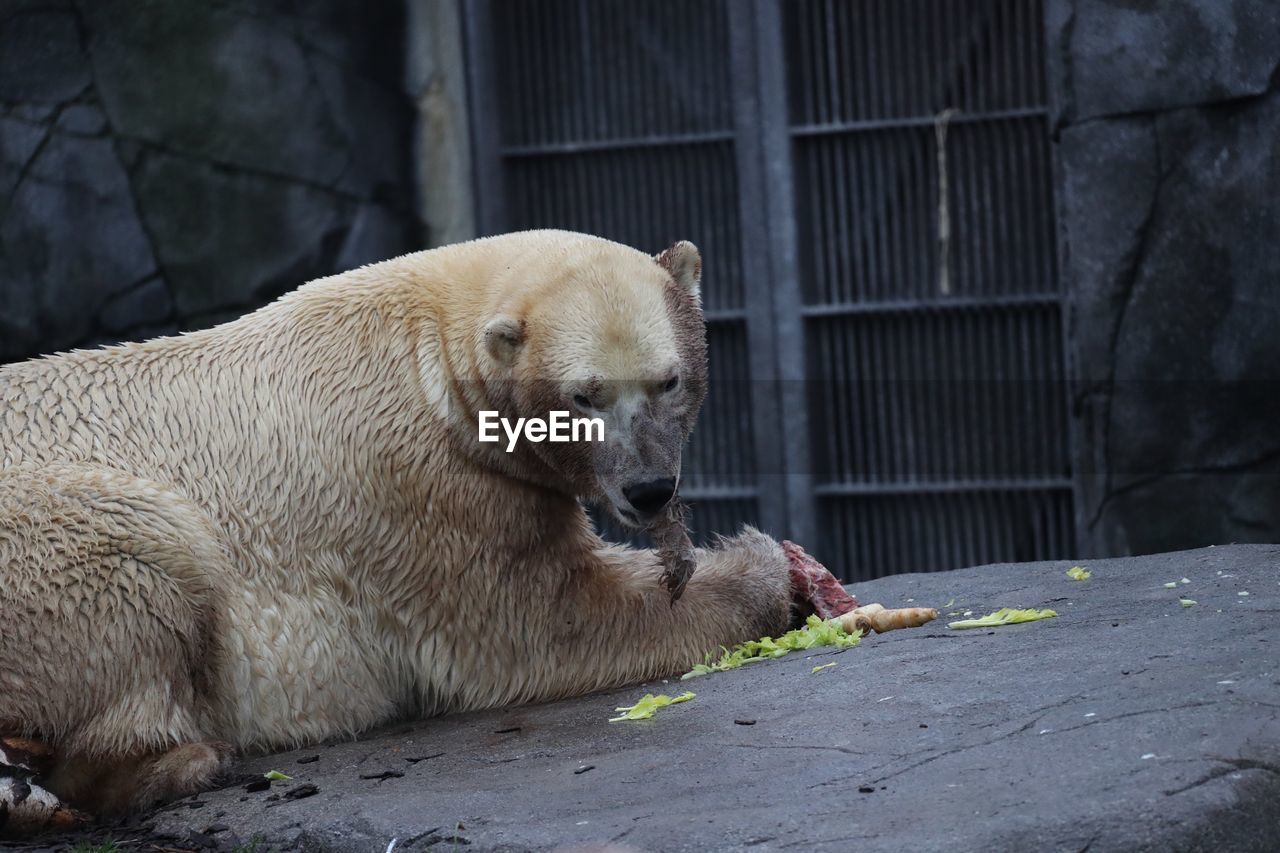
[1024,0,1038,107]
[1035,122,1056,294]
[1034,306,1051,479]
[872,134,894,302]
[919,126,937,299]
[940,307,959,483]
[953,118,971,296]
[599,2,618,141]
[853,135,875,304]
[1008,0,1022,108]
[934,0,950,108]
[1026,307,1042,481]
[994,120,1013,297]
[919,312,935,484]
[1006,309,1023,482]
[885,129,902,301]
[844,499,858,582]
[804,143,824,304]
[841,318,860,487]
[811,0,828,124]
[829,138,848,305]
[821,0,841,124]
[751,0,815,548]
[835,138,852,304]
[552,0,571,143]
[890,0,908,117]
[913,125,930,299]
[624,141,643,247]
[839,0,853,122]
[838,321,856,489]
[727,1,787,538]
[852,0,870,122]
[502,1,522,147]
[531,0,551,147]
[875,319,896,484]
[881,497,894,580]
[460,0,508,235]
[1012,120,1030,295]
[992,0,1006,109]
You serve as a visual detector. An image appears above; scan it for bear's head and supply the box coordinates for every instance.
[476,232,707,529]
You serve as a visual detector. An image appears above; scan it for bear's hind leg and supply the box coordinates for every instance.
[135,741,233,809]
[0,465,235,826]
[46,741,233,816]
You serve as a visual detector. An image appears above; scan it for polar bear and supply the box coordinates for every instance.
[0,230,811,833]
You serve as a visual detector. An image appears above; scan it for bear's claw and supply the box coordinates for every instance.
[650,499,696,603]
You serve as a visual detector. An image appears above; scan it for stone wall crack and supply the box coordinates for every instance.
[1088,118,1166,533]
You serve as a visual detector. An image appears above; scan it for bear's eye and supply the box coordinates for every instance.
[663,374,680,393]
[572,394,594,411]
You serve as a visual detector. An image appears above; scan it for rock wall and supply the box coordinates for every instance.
[1049,0,1280,555]
[0,0,419,362]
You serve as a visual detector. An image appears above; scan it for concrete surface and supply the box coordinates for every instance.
[22,544,1280,852]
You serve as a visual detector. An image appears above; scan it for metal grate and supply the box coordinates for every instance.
[806,307,1069,484]
[793,116,1057,304]
[462,0,1074,577]
[493,0,733,148]
[782,0,1070,579]
[784,0,1047,124]
[820,489,1074,581]
[504,145,745,313]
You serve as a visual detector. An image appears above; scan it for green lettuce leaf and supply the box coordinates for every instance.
[947,608,1058,630]
[681,615,861,680]
[609,691,696,722]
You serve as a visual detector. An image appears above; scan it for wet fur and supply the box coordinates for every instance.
[0,231,794,830]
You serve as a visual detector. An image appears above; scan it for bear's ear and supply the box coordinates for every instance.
[482,315,524,366]
[655,240,702,305]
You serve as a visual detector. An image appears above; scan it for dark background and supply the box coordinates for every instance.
[2,0,1277,579]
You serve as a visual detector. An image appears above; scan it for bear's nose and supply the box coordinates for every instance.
[623,478,677,517]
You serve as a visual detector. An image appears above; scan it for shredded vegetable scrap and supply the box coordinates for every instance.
[682,615,861,680]
[264,770,292,781]
[811,662,837,674]
[1163,582,1178,589]
[1180,599,1197,607]
[1066,566,1091,581]
[948,608,1058,630]
[609,691,695,722]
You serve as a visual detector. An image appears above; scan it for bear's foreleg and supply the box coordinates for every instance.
[530,527,797,700]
